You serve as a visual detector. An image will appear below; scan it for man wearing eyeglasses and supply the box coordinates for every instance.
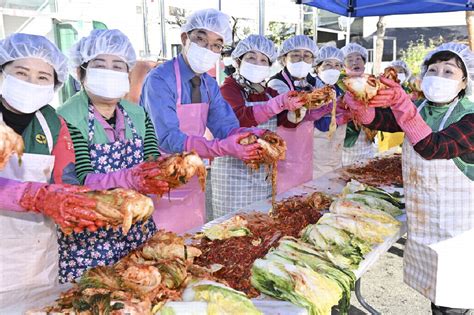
[140,8,262,233]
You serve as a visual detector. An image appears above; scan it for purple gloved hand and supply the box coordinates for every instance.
[240,127,266,137]
[369,77,431,144]
[304,105,332,122]
[253,92,306,124]
[185,132,261,160]
[343,92,376,124]
[84,162,169,195]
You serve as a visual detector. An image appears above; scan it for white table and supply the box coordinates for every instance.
[192,170,408,315]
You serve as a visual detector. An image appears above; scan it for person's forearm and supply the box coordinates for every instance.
[84,169,131,190]
[365,108,403,132]
[0,178,29,212]
[414,114,474,160]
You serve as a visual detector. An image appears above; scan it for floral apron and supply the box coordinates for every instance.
[57,103,156,283]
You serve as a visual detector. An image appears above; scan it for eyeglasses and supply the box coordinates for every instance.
[287,52,314,63]
[189,33,224,53]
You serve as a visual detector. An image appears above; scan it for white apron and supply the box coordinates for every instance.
[211,93,277,219]
[313,124,347,178]
[341,130,376,166]
[402,101,474,308]
[0,111,59,314]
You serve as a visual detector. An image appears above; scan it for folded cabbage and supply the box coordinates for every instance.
[182,280,262,315]
[330,199,401,226]
[318,213,399,244]
[251,259,342,315]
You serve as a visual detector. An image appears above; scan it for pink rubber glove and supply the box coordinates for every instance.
[84,162,169,195]
[19,182,103,233]
[335,98,353,125]
[369,77,432,144]
[239,127,267,137]
[304,105,332,122]
[253,92,306,124]
[185,132,261,160]
[343,92,376,124]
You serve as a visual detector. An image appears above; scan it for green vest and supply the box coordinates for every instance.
[23,105,61,155]
[343,121,361,148]
[57,90,147,145]
[418,98,474,180]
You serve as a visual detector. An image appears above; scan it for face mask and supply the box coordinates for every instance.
[239,61,270,84]
[397,73,407,84]
[421,76,462,103]
[287,61,312,79]
[1,74,54,113]
[223,57,233,67]
[185,41,220,74]
[319,69,341,85]
[84,68,130,99]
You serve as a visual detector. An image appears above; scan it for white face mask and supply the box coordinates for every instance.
[421,76,462,103]
[185,41,220,74]
[223,57,233,67]
[397,73,407,84]
[239,61,270,84]
[319,69,341,85]
[1,74,54,113]
[287,61,313,79]
[84,68,130,99]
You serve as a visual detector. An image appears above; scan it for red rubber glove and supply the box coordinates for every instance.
[19,183,104,234]
[130,160,170,195]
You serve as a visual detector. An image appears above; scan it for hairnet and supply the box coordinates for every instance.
[421,42,474,96]
[0,33,68,90]
[315,45,344,65]
[69,29,136,71]
[278,35,319,60]
[341,43,368,62]
[390,60,411,79]
[231,35,277,63]
[181,8,232,44]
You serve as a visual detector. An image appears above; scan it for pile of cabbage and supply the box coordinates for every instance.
[251,181,403,315]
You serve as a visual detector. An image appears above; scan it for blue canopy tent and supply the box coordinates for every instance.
[302,0,474,44]
[301,0,474,17]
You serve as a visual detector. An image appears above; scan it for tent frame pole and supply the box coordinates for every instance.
[345,12,352,45]
[258,0,265,36]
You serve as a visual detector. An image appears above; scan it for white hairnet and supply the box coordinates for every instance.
[181,8,232,44]
[315,45,344,65]
[390,60,411,79]
[0,33,68,90]
[231,35,277,63]
[341,43,368,62]
[421,42,474,96]
[278,35,318,58]
[69,29,136,71]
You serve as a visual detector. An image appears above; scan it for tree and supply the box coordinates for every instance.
[229,16,253,47]
[400,37,438,77]
[373,16,386,74]
[267,21,296,46]
[167,7,186,28]
[466,11,474,50]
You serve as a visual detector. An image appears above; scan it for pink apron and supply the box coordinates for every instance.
[152,59,209,233]
[276,71,314,194]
